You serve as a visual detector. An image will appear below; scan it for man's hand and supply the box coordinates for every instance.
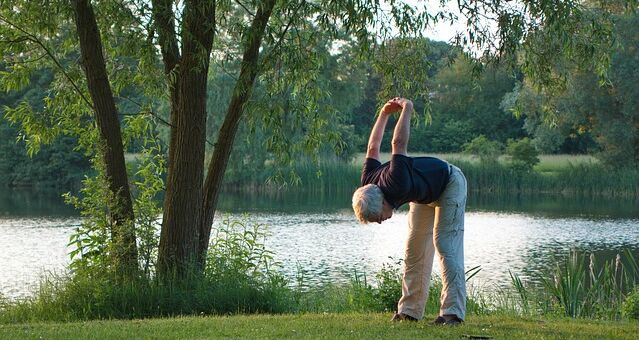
[380,97,402,115]
[381,97,413,115]
[391,97,413,110]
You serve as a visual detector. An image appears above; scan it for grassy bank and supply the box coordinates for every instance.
[1,313,637,339]
[2,248,637,323]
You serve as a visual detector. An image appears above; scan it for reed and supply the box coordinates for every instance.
[265,158,639,198]
[508,250,639,319]
[221,153,638,198]
[222,158,361,194]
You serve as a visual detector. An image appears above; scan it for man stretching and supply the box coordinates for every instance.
[352,97,468,325]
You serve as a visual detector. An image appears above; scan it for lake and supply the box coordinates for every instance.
[1,188,638,300]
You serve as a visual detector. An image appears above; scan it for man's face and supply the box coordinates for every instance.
[374,199,394,224]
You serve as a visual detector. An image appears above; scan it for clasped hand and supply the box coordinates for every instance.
[380,97,413,115]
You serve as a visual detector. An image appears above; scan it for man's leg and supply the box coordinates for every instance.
[397,202,436,320]
[434,166,468,321]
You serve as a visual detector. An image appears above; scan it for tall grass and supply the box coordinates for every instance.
[256,156,639,198]
[508,250,639,319]
[351,153,598,167]
[295,262,487,317]
[223,158,361,193]
[458,161,639,197]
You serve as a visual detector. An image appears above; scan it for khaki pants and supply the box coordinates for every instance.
[397,165,467,320]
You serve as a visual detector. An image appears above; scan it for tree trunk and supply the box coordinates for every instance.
[198,0,276,268]
[156,0,216,279]
[72,0,138,279]
[150,0,180,179]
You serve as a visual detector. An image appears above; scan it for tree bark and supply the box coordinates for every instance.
[72,0,138,278]
[150,0,180,171]
[198,0,276,268]
[156,0,216,279]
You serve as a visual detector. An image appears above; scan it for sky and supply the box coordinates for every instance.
[418,0,467,42]
[399,0,499,53]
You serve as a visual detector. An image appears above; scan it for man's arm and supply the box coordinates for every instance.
[391,98,413,156]
[366,99,401,160]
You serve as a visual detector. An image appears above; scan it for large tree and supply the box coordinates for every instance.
[508,12,639,166]
[1,0,632,279]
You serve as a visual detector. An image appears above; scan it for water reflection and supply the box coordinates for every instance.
[0,188,77,217]
[469,193,639,219]
[0,188,638,300]
[2,187,636,218]
[218,189,639,218]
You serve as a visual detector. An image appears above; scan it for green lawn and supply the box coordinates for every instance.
[1,313,637,339]
[533,154,598,173]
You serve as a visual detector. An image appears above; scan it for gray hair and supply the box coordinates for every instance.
[352,184,384,224]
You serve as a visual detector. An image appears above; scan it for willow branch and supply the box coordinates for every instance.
[262,0,305,65]
[118,95,215,147]
[0,14,94,111]
[234,0,255,17]
[5,52,48,65]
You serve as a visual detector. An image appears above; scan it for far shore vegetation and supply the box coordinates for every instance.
[218,153,639,199]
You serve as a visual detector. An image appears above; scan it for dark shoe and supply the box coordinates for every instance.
[431,316,447,325]
[391,312,418,322]
[431,315,463,326]
[444,316,463,326]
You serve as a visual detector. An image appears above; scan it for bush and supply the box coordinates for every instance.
[622,288,639,320]
[373,261,403,312]
[506,137,539,172]
[463,135,503,163]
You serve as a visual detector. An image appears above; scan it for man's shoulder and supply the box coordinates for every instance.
[364,157,382,165]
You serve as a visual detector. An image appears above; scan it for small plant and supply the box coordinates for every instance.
[206,215,283,286]
[541,251,588,318]
[373,259,403,312]
[509,270,531,315]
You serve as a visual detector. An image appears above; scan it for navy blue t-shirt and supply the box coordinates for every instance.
[361,154,450,208]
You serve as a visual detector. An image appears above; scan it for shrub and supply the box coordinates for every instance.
[622,288,639,320]
[463,135,503,163]
[506,137,539,172]
[373,260,403,312]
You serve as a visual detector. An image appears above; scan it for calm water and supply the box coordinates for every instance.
[1,188,638,300]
